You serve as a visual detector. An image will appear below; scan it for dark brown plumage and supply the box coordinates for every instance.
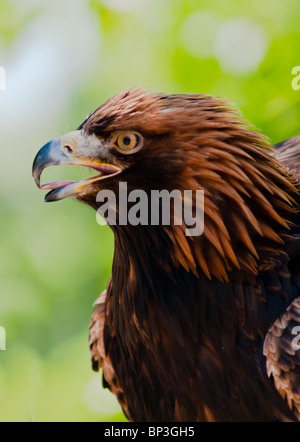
[33,89,300,421]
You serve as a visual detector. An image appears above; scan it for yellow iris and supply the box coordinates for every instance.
[112,132,143,153]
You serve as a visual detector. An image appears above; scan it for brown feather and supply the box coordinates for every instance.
[81,90,300,421]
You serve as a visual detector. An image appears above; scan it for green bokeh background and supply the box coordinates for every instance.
[0,0,300,422]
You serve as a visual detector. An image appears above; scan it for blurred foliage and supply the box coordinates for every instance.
[0,0,300,422]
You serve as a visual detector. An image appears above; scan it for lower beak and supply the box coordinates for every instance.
[32,131,122,202]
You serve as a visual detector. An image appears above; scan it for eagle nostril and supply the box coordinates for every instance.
[64,145,74,155]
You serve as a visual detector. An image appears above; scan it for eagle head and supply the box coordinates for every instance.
[32,88,298,281]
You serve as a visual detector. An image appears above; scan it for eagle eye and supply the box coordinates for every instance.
[112,132,143,154]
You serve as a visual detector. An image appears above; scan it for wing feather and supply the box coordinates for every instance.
[274,136,300,181]
[263,297,300,420]
[89,290,131,420]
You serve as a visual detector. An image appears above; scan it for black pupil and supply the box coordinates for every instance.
[123,136,132,146]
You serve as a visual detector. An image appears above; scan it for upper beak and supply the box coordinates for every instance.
[32,131,122,202]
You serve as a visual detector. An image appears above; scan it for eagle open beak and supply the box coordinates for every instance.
[32,131,122,202]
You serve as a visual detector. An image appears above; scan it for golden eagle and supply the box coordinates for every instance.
[33,89,300,422]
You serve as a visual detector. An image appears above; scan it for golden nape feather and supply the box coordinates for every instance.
[33,89,300,422]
